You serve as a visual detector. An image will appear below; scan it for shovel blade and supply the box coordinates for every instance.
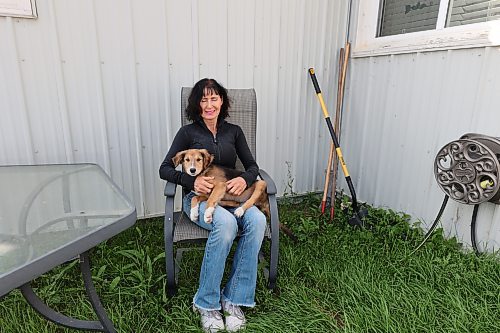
[347,207,368,227]
[348,215,363,227]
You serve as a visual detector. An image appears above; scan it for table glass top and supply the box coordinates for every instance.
[0,164,135,277]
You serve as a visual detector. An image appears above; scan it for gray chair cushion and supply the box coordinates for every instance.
[173,212,271,242]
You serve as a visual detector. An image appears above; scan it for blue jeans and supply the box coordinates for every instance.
[183,191,267,310]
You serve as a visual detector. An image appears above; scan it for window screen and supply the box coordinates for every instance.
[378,0,442,36]
[447,0,500,27]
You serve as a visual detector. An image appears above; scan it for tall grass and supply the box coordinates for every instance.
[1,194,499,332]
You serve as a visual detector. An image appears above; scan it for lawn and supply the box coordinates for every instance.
[1,194,499,332]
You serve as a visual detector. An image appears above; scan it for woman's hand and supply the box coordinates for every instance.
[194,176,214,194]
[226,177,247,196]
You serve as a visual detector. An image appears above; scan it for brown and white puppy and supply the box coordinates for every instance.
[172,149,269,223]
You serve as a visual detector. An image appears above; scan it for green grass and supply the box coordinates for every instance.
[1,194,499,332]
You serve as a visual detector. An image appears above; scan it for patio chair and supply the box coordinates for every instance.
[163,87,279,296]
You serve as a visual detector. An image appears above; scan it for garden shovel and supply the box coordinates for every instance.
[309,68,367,227]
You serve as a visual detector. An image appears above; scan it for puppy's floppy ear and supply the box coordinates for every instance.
[172,150,187,167]
[200,149,214,169]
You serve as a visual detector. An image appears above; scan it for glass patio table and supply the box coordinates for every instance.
[0,164,136,332]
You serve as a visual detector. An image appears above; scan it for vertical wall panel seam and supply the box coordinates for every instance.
[224,0,229,84]
[290,0,307,192]
[321,0,337,191]
[90,0,111,174]
[311,1,332,194]
[127,0,146,217]
[338,0,349,137]
[226,0,229,86]
[159,0,173,214]
[394,52,418,206]
[48,0,73,163]
[163,0,173,149]
[345,0,353,42]
[250,1,256,88]
[373,55,393,203]
[273,0,284,178]
[422,49,455,229]
[470,47,489,129]
[312,0,346,193]
[252,0,257,90]
[484,61,499,250]
[267,0,281,180]
[300,0,313,191]
[353,58,373,192]
[337,0,349,147]
[311,0,332,191]
[486,204,498,250]
[470,47,493,247]
[6,17,35,164]
[431,49,455,168]
[252,0,258,152]
[191,0,200,82]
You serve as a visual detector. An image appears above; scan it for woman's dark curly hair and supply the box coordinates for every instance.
[185,78,230,122]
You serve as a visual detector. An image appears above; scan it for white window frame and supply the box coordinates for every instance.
[353,0,500,57]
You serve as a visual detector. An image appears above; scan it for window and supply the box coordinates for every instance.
[379,0,442,36]
[353,0,500,57]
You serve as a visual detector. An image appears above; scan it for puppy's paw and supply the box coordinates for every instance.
[234,207,245,218]
[190,205,199,222]
[204,206,215,223]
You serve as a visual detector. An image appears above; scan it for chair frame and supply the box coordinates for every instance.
[163,88,279,296]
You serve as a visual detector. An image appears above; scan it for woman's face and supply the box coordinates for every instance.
[199,90,223,122]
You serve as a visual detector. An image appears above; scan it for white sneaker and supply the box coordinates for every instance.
[193,305,225,333]
[221,300,246,332]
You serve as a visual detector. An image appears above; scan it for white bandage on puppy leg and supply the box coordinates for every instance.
[234,207,245,218]
[204,206,215,223]
[190,205,199,222]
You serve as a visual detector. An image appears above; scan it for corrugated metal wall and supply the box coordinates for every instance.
[343,47,500,252]
[0,0,349,218]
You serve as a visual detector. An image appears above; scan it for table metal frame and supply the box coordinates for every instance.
[0,164,136,333]
[20,251,115,332]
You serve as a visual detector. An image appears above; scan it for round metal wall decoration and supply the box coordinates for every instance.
[414,134,500,255]
[434,137,500,205]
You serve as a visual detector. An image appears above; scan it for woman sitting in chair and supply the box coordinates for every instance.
[159,78,267,332]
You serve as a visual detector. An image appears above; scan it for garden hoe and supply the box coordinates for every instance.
[309,68,367,227]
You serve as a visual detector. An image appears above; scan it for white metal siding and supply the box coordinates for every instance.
[0,0,349,218]
[343,47,500,252]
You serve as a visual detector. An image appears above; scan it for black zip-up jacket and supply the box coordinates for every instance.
[159,119,259,191]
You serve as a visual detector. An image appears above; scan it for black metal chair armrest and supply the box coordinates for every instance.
[163,181,177,296]
[258,168,279,289]
[258,169,277,195]
[164,181,177,197]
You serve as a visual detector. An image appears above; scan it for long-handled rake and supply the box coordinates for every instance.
[309,68,367,227]
[330,43,350,221]
[321,47,345,219]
